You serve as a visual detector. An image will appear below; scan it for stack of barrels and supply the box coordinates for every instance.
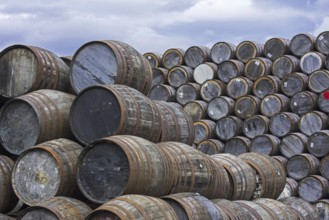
[0,32,328,219]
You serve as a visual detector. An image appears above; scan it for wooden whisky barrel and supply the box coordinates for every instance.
[207,96,234,120]
[197,139,224,155]
[210,41,236,64]
[320,155,329,180]
[70,40,152,95]
[244,57,272,81]
[151,67,168,87]
[314,199,329,220]
[272,55,300,79]
[298,175,329,203]
[279,197,319,220]
[233,201,273,220]
[184,46,210,68]
[290,91,318,115]
[224,136,251,156]
[307,130,329,157]
[176,83,201,105]
[308,69,329,93]
[227,77,253,99]
[316,31,329,55]
[183,100,208,122]
[149,84,176,102]
[269,112,300,137]
[255,198,299,220]
[278,178,299,199]
[242,115,270,139]
[264,37,291,61]
[162,48,185,69]
[193,62,217,84]
[318,90,329,113]
[298,111,328,136]
[286,153,320,181]
[168,65,194,88]
[290,33,316,57]
[250,134,280,156]
[234,95,260,119]
[260,93,290,117]
[236,41,264,63]
[253,75,281,99]
[143,52,163,68]
[217,59,244,83]
[194,120,216,144]
[300,51,326,75]
[281,72,308,97]
[279,132,308,158]
[215,116,243,141]
[200,79,226,102]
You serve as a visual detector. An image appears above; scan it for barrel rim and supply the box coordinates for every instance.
[17,205,61,219]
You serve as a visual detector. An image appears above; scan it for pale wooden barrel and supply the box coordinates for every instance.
[281,72,308,97]
[253,75,281,99]
[308,69,329,93]
[168,65,194,88]
[298,111,328,136]
[250,134,280,156]
[242,115,270,139]
[272,55,300,79]
[193,62,217,85]
[269,112,300,137]
[236,41,264,63]
[279,132,308,158]
[278,178,299,200]
[207,96,235,120]
[264,37,291,61]
[300,51,326,75]
[286,153,320,181]
[217,59,244,83]
[210,41,236,64]
[290,33,316,57]
[184,46,211,68]
[162,48,185,69]
[143,52,163,68]
[215,116,243,141]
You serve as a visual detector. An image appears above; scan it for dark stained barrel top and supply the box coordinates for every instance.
[184,46,210,68]
[271,55,300,79]
[197,139,224,155]
[224,136,250,156]
[281,72,308,97]
[234,95,260,119]
[210,42,236,64]
[217,59,244,83]
[316,31,329,55]
[264,37,291,61]
[287,154,320,181]
[320,155,329,180]
[143,52,162,68]
[300,52,325,75]
[244,57,272,81]
[308,70,329,93]
[290,33,316,57]
[183,100,207,122]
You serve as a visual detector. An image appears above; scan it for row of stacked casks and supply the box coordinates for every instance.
[0,31,328,219]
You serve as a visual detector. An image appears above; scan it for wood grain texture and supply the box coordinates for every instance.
[233,201,273,220]
[253,75,281,99]
[244,57,272,81]
[307,130,329,157]
[149,84,176,102]
[290,33,316,57]
[308,69,329,93]
[300,51,325,75]
[194,119,216,144]
[227,77,253,99]
[176,83,201,105]
[193,62,217,85]
[151,67,168,88]
[143,52,163,68]
[234,95,260,119]
[207,96,234,120]
[278,178,299,199]
[272,55,300,79]
[0,45,70,98]
[224,136,251,156]
[215,116,243,141]
[298,175,329,203]
[279,197,319,220]
[184,46,210,68]
[183,100,208,122]
[290,91,318,115]
[281,72,308,97]
[212,199,256,220]
[279,132,308,158]
[70,40,152,95]
[210,42,236,64]
[260,93,290,117]
[200,79,226,102]
[313,199,329,220]
[250,134,280,156]
[168,66,194,88]
[316,31,329,55]
[255,198,299,220]
[70,84,162,144]
[287,153,320,181]
[264,38,291,61]
[197,139,224,155]
[236,41,264,63]
[320,155,329,180]
[269,112,300,137]
[298,111,328,136]
[243,115,270,139]
[87,194,178,220]
[18,197,92,220]
[217,59,244,83]
[162,48,185,69]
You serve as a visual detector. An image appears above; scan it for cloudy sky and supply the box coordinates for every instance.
[0,0,328,57]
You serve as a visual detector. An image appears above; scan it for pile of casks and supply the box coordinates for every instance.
[0,32,327,219]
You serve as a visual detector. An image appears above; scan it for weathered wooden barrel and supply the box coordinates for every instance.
[86,194,178,220]
[250,134,280,156]
[162,48,185,69]
[300,51,326,75]
[318,90,329,113]
[212,199,247,220]
[233,200,274,220]
[0,89,74,155]
[264,37,291,61]
[307,130,329,157]
[236,41,264,63]
[298,175,329,203]
[211,154,256,200]
[176,83,201,105]
[70,85,161,144]
[184,46,210,68]
[163,193,227,220]
[0,156,19,214]
[260,93,290,117]
[158,142,231,199]
[298,111,328,136]
[151,67,168,87]
[313,199,329,220]
[253,75,281,99]
[273,156,289,169]
[290,33,316,57]
[244,57,272,81]
[234,95,260,119]
[194,120,216,144]
[308,69,329,93]
[215,116,243,141]
[278,178,299,199]
[193,62,217,84]
[197,139,224,155]
[12,139,83,205]
[167,65,194,88]
[182,100,208,122]
[272,55,300,79]
[0,44,70,99]
[155,101,195,144]
[290,91,318,115]
[255,198,299,220]
[207,96,235,120]
[316,31,329,55]
[281,72,308,97]
[279,132,308,158]
[200,79,226,102]
[286,153,320,181]
[224,136,251,156]
[239,152,286,199]
[17,197,92,220]
[149,84,176,102]
[217,59,244,83]
[70,40,152,95]
[227,76,253,99]
[279,197,319,220]
[242,115,270,139]
[269,112,300,137]
[210,42,236,64]
[77,135,174,204]
[320,155,329,180]
[143,52,163,68]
